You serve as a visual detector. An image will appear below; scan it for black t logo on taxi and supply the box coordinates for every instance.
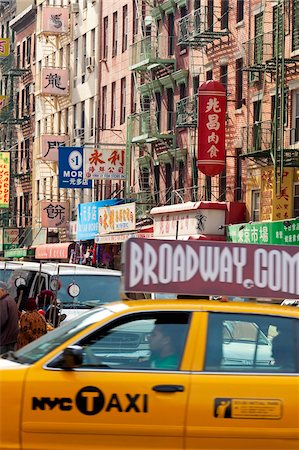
[76,386,105,415]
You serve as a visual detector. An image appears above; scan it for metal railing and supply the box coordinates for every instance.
[243,32,278,70]
[176,94,198,128]
[129,35,175,69]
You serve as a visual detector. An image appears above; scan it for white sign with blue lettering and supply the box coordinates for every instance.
[58,146,92,189]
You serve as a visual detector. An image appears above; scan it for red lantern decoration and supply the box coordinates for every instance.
[197,80,226,177]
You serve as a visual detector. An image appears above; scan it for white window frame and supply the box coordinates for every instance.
[251,190,260,221]
[294,183,299,218]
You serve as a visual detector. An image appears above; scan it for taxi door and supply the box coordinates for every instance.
[21,311,198,450]
[185,311,299,450]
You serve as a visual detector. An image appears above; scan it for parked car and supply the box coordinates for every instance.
[0,299,298,450]
[0,261,121,321]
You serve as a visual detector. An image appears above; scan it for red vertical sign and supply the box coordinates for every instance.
[197,80,226,176]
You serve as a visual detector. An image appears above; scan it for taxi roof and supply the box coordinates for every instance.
[105,299,299,318]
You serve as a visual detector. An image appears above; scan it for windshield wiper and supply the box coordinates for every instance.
[62,302,95,309]
[1,351,20,362]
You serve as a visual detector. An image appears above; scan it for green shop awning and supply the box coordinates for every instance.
[227,219,299,246]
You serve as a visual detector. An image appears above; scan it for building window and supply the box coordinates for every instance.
[235,58,243,109]
[140,167,150,191]
[167,88,174,130]
[133,0,138,37]
[206,70,213,81]
[168,13,174,56]
[103,17,108,60]
[156,91,162,131]
[293,91,299,143]
[273,5,283,58]
[111,81,116,128]
[154,165,160,205]
[165,163,172,204]
[122,5,128,52]
[112,12,118,57]
[193,75,200,94]
[16,44,20,68]
[102,86,107,129]
[73,104,77,130]
[91,29,96,58]
[236,0,244,23]
[179,83,186,100]
[219,168,226,201]
[205,176,212,201]
[90,98,94,137]
[74,39,78,86]
[120,77,126,124]
[22,40,26,68]
[294,183,299,217]
[207,0,214,31]
[81,101,85,140]
[251,190,260,221]
[178,160,185,192]
[220,64,228,91]
[292,0,299,51]
[131,74,137,114]
[235,149,242,201]
[221,0,229,29]
[254,12,264,64]
[253,100,261,151]
[26,36,31,64]
[82,34,87,83]
[179,6,188,51]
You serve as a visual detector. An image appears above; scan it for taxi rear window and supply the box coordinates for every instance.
[205,313,298,373]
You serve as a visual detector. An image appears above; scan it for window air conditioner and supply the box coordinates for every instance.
[70,3,79,14]
[86,56,95,72]
[74,128,84,139]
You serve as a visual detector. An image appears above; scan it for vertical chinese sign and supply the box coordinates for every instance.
[84,148,126,180]
[261,167,294,221]
[197,80,226,176]
[41,68,69,96]
[41,201,69,228]
[41,135,67,161]
[42,7,69,34]
[0,38,10,57]
[0,152,10,208]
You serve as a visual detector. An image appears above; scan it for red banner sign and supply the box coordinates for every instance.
[124,238,299,299]
[197,80,226,176]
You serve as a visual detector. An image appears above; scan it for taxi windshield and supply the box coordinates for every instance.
[2,307,113,365]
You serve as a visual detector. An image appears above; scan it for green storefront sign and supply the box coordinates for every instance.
[227,219,299,246]
[4,248,35,258]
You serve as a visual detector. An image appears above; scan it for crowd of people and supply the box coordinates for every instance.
[0,282,60,355]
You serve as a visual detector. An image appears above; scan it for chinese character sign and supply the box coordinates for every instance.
[0,96,8,111]
[98,203,136,234]
[42,7,69,34]
[41,68,69,96]
[84,147,126,180]
[0,152,10,208]
[41,135,67,161]
[197,80,226,176]
[261,167,294,221]
[41,201,69,228]
[0,38,10,57]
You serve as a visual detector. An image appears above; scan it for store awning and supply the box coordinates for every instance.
[35,242,74,260]
[95,227,153,244]
[150,201,227,215]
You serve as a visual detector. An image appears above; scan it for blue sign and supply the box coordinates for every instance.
[58,146,92,189]
[77,199,124,240]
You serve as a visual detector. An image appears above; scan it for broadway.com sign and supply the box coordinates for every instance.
[124,238,299,299]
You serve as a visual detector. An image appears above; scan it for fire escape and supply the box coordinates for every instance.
[242,0,299,194]
[0,44,30,228]
[127,0,189,217]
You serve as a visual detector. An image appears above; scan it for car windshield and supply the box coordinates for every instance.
[1,307,113,364]
[56,274,121,306]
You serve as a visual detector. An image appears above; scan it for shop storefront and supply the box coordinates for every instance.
[35,242,75,261]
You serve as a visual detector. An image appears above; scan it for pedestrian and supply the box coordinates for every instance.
[0,281,19,355]
[15,284,29,316]
[17,298,47,349]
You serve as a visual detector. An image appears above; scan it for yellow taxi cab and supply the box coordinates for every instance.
[1,299,298,450]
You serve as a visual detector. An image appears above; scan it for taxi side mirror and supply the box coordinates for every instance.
[62,345,83,370]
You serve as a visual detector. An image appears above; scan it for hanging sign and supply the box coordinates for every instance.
[0,38,10,57]
[41,68,69,96]
[84,147,126,180]
[41,135,67,161]
[0,152,10,208]
[42,7,69,34]
[0,95,8,110]
[124,238,299,300]
[197,80,226,176]
[41,201,69,228]
[58,146,92,189]
[98,202,136,234]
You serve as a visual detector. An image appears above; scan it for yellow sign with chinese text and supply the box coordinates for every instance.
[0,152,10,208]
[0,38,10,57]
[0,95,8,111]
[98,203,136,234]
[261,167,294,221]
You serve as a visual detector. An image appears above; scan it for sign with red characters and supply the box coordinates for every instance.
[197,80,226,177]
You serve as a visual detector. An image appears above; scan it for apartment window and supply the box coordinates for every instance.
[221,0,229,30]
[165,163,172,204]
[33,34,36,61]
[178,160,185,192]
[180,83,186,100]
[81,101,85,139]
[140,168,150,191]
[235,149,242,201]
[294,184,299,217]
[91,29,96,58]
[82,34,87,83]
[167,88,174,130]
[65,108,69,134]
[220,64,228,90]
[207,0,214,31]
[73,104,77,130]
[156,91,162,131]
[205,176,212,201]
[133,0,138,37]
[253,100,261,151]
[168,13,174,56]
[122,5,128,52]
[236,0,244,23]
[154,165,160,205]
[292,0,299,51]
[294,91,299,143]
[206,69,213,81]
[102,85,107,129]
[131,74,137,114]
[112,12,118,57]
[103,17,108,60]
[90,98,94,137]
[273,5,283,58]
[74,39,79,86]
[254,12,264,64]
[57,111,61,134]
[22,40,26,68]
[66,43,70,67]
[111,82,116,128]
[193,75,200,95]
[219,168,226,201]
[16,45,20,68]
[251,190,260,221]
[235,58,243,109]
[120,77,126,124]
[19,196,23,227]
[179,6,188,51]
[36,180,40,201]
[26,36,31,64]
[24,193,29,226]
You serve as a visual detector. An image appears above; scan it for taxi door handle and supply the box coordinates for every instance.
[152,384,184,393]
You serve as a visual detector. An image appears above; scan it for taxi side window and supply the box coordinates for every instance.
[205,313,298,373]
[76,312,190,371]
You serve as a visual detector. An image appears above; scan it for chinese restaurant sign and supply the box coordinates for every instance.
[41,68,69,96]
[0,152,10,208]
[84,147,126,180]
[261,167,294,221]
[3,228,19,250]
[42,7,69,34]
[227,219,299,246]
[99,202,136,234]
[41,135,67,161]
[197,80,226,177]
[124,238,299,299]
[41,201,69,228]
[0,38,10,57]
